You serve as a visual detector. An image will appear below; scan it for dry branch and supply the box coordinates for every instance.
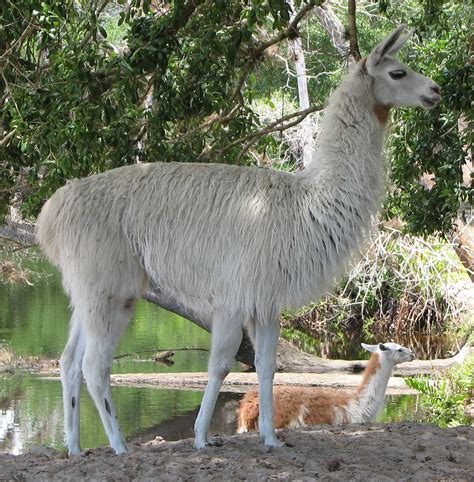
[202,104,323,161]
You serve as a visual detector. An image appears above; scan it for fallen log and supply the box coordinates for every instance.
[275,339,473,375]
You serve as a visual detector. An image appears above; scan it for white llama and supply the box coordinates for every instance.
[237,342,415,432]
[36,25,440,454]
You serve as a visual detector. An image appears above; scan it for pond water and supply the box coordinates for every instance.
[0,252,441,454]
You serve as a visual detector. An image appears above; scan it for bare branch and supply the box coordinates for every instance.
[314,1,350,58]
[113,347,209,361]
[347,0,361,61]
[169,104,242,145]
[204,104,323,161]
[0,128,17,146]
[0,23,37,62]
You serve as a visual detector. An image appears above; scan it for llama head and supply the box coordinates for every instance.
[365,25,441,109]
[362,342,415,365]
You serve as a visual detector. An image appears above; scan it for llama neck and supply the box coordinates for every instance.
[354,353,394,422]
[303,65,388,196]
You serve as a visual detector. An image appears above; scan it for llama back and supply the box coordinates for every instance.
[237,387,354,432]
[36,161,343,322]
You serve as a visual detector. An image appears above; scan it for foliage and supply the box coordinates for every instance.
[0,0,317,216]
[382,0,473,235]
[405,354,473,427]
[0,0,470,236]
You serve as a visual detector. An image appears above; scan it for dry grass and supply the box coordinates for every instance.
[0,346,15,366]
[0,260,32,285]
[0,345,58,374]
[286,226,473,337]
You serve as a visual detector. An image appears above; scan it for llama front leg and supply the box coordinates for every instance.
[255,322,284,447]
[60,317,85,455]
[194,312,243,448]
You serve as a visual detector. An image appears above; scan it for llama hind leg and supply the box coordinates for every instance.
[60,313,86,455]
[81,299,135,454]
[255,321,284,447]
[194,312,243,449]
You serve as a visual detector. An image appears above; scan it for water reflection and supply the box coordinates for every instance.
[282,326,463,360]
[0,374,222,454]
[0,373,423,455]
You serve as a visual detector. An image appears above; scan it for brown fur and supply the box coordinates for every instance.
[358,57,391,125]
[237,353,381,432]
[373,104,391,124]
[357,352,381,394]
[238,387,355,431]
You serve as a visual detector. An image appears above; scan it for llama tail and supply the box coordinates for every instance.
[236,390,260,433]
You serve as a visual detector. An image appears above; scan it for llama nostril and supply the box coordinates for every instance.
[431,84,440,95]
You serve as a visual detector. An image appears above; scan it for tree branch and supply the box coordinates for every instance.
[0,221,36,246]
[233,0,321,99]
[347,0,361,61]
[203,104,323,161]
[0,128,17,146]
[169,104,242,145]
[79,0,112,48]
[315,1,350,58]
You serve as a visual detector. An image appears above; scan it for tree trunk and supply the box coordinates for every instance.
[142,288,256,366]
[287,0,312,169]
[314,1,350,59]
[347,0,362,61]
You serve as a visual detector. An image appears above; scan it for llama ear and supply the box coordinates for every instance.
[367,25,411,67]
[361,343,378,353]
[385,27,414,56]
[378,343,388,351]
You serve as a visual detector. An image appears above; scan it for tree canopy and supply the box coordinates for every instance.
[0,0,471,235]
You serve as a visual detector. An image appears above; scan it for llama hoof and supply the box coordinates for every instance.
[194,435,223,448]
[67,450,82,457]
[113,445,130,455]
[262,436,285,448]
[67,445,82,457]
[193,437,207,449]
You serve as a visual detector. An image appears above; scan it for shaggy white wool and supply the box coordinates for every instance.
[35,24,440,454]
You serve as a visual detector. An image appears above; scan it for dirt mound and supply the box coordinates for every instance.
[1,423,472,481]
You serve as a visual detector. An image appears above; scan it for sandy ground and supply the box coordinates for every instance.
[1,423,472,481]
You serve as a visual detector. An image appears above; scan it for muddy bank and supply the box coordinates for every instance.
[1,423,472,481]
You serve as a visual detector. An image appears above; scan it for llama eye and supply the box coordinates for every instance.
[398,349,403,352]
[389,70,407,79]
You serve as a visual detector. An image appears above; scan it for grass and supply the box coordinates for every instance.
[0,345,15,367]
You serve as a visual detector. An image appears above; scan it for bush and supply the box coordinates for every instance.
[405,354,473,427]
[285,226,472,337]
